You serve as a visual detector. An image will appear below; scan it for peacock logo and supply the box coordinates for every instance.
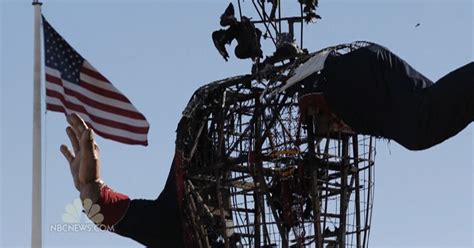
[61,198,104,224]
[50,198,112,232]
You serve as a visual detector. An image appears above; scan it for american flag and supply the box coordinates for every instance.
[42,16,149,146]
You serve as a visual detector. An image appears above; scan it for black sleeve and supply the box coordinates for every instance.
[113,163,184,247]
[414,61,474,149]
[322,44,473,150]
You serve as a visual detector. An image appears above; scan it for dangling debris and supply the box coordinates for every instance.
[212,3,264,61]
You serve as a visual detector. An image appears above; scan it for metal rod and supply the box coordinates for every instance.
[184,121,206,161]
[185,182,206,248]
[216,176,230,248]
[278,0,282,33]
[255,0,279,33]
[321,136,330,237]
[353,135,362,248]
[300,3,304,49]
[339,136,349,247]
[237,0,243,20]
[251,0,277,46]
[306,114,323,248]
[250,16,306,24]
[217,94,230,248]
[362,137,374,247]
[253,99,262,248]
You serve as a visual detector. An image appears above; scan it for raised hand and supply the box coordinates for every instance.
[60,113,103,203]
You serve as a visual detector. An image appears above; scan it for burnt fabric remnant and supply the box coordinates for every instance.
[299,0,322,23]
[112,42,472,247]
[321,43,474,150]
[212,3,263,61]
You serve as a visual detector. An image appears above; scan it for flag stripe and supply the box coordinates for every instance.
[48,104,147,145]
[45,72,146,119]
[46,72,131,103]
[79,79,131,103]
[46,91,149,133]
[80,73,132,103]
[46,97,149,142]
[81,62,110,83]
[80,72,124,94]
[45,84,148,127]
[45,67,136,111]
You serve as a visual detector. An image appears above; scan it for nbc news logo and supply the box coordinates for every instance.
[50,198,114,233]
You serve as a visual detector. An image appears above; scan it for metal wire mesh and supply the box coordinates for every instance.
[180,44,376,248]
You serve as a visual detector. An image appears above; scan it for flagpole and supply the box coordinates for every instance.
[32,1,43,248]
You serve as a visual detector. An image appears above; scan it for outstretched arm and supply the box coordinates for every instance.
[321,44,473,150]
[60,113,182,247]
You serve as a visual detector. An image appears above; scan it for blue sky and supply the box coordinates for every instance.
[1,0,472,247]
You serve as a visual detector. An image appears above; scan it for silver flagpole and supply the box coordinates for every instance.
[31,1,43,247]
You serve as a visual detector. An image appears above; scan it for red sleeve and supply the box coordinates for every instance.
[97,185,130,227]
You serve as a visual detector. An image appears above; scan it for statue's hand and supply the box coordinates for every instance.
[60,113,102,203]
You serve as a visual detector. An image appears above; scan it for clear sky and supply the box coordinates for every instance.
[1,0,472,247]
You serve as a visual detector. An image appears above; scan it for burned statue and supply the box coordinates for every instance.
[62,39,473,247]
[59,1,473,248]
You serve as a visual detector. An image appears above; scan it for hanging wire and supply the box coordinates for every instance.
[237,0,243,20]
[300,3,304,49]
[278,0,282,33]
[255,0,279,33]
[251,0,277,46]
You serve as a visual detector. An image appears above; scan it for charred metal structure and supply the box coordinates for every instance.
[179,2,376,247]
[179,47,376,248]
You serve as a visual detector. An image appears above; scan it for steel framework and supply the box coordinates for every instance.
[178,44,376,248]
